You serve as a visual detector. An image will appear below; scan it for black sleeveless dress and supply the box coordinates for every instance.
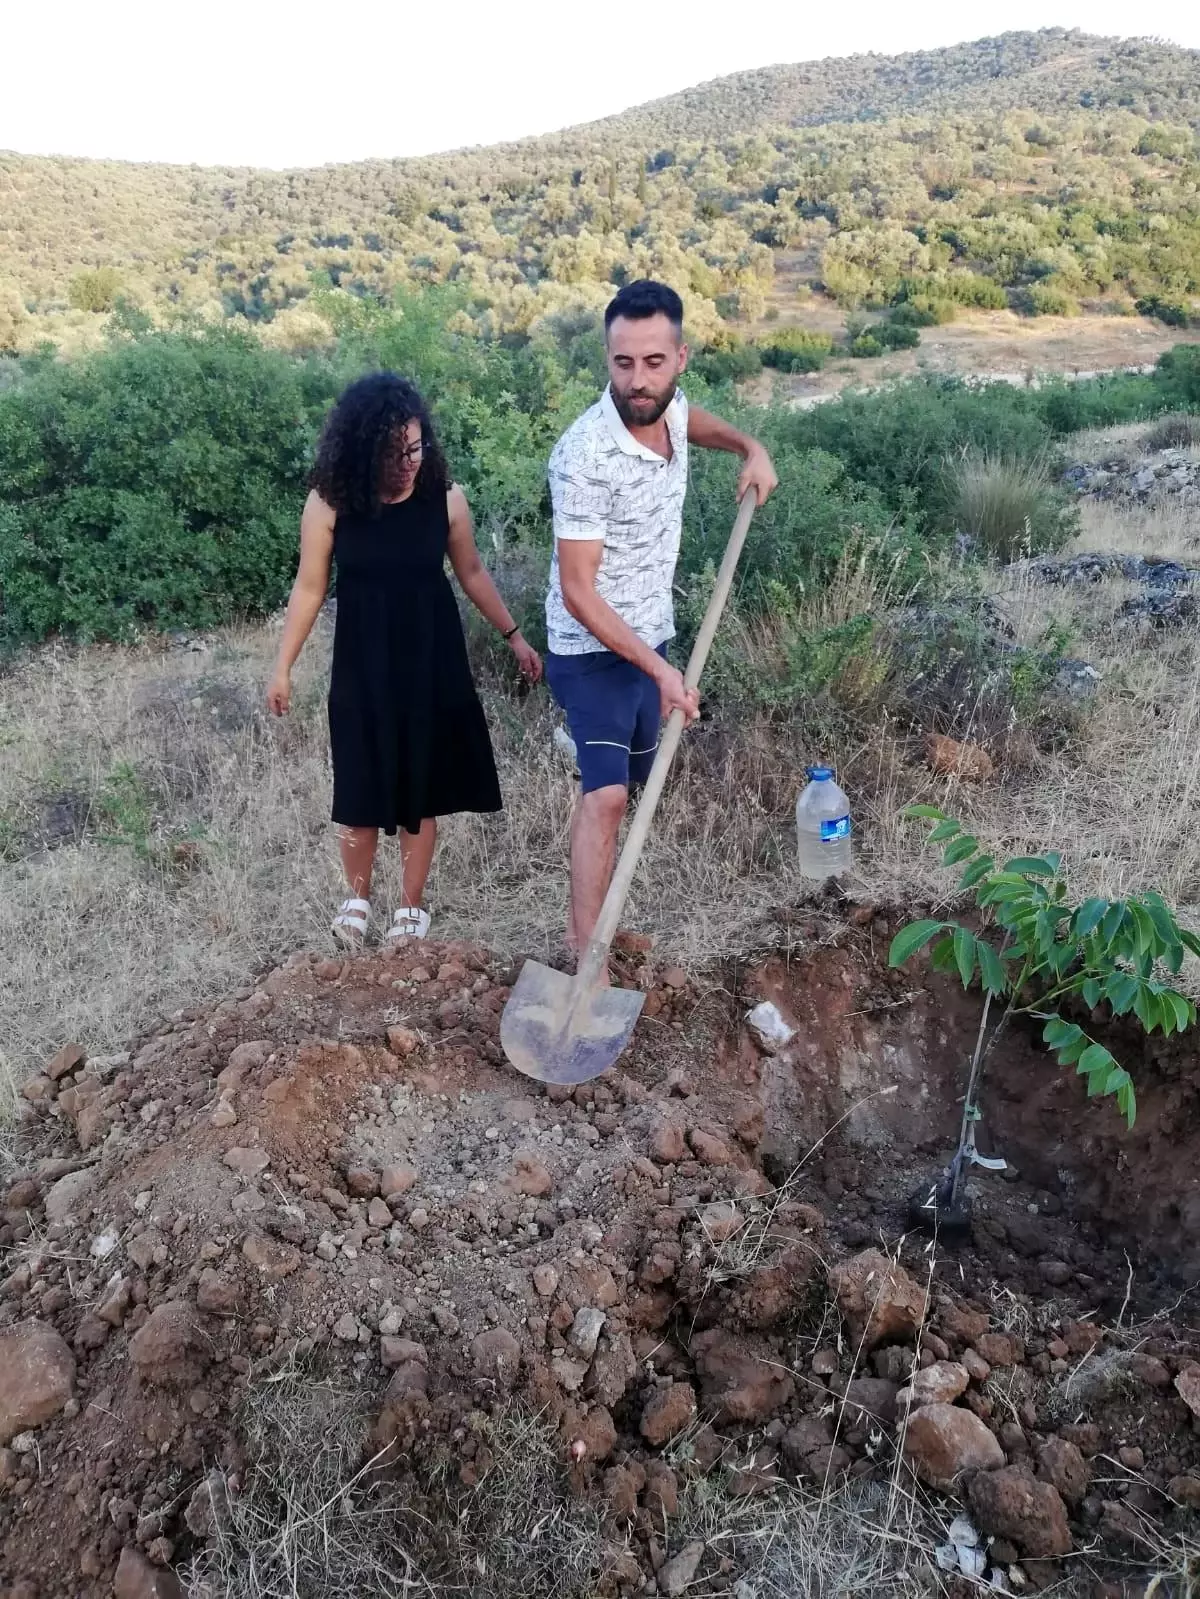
[328,487,502,836]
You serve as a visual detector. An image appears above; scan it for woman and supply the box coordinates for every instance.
[267,372,541,947]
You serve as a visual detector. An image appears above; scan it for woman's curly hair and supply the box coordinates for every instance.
[309,371,450,517]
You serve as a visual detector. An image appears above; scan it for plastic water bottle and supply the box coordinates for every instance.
[796,765,852,879]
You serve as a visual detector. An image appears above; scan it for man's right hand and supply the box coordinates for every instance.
[655,661,700,725]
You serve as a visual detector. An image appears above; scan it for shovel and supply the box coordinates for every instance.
[501,488,759,1085]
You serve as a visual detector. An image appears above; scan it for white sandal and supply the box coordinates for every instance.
[332,897,371,949]
[386,906,431,942]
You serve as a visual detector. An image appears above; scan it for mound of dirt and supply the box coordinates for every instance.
[3,923,1200,1597]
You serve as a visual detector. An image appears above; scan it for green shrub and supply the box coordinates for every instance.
[690,338,764,385]
[946,451,1075,561]
[757,326,833,374]
[890,299,951,328]
[849,333,885,358]
[68,267,124,314]
[1136,295,1192,328]
[1027,280,1081,318]
[0,327,334,643]
[1157,345,1200,408]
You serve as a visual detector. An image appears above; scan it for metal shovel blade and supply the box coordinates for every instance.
[499,959,645,1085]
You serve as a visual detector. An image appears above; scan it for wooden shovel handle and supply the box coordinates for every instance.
[574,489,759,991]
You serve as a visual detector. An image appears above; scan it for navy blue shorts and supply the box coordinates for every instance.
[545,645,665,794]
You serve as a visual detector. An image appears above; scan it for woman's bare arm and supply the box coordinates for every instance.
[267,490,335,714]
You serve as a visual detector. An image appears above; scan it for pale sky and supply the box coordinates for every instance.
[5,0,1198,170]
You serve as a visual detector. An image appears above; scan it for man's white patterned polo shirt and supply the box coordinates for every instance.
[545,385,689,656]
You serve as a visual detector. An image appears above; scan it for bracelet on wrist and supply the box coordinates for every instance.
[502,624,520,641]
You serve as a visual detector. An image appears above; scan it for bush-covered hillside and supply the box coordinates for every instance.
[1,30,1199,352]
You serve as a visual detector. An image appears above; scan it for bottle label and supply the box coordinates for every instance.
[820,815,851,842]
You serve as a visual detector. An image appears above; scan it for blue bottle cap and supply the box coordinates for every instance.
[806,765,833,781]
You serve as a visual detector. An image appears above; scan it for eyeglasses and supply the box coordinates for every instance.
[393,439,423,465]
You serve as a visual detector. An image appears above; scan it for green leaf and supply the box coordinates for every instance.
[1179,929,1200,959]
[927,819,961,844]
[888,920,946,968]
[942,836,979,867]
[960,855,995,890]
[953,927,977,988]
[1004,855,1060,878]
[1117,1077,1137,1128]
[1044,1017,1085,1051]
[1143,895,1181,951]
[1100,903,1127,946]
[1081,977,1102,1009]
[1164,942,1184,977]
[976,941,1008,996]
[1128,903,1157,960]
[930,935,958,974]
[1076,1042,1113,1081]
[1072,899,1108,940]
[904,804,947,821]
[1133,981,1163,1033]
[1104,970,1139,1015]
[1167,991,1194,1033]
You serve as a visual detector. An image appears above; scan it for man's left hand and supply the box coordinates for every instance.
[737,443,779,507]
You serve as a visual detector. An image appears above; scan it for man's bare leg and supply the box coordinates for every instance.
[568,784,628,983]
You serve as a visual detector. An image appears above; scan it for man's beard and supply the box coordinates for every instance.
[612,380,677,428]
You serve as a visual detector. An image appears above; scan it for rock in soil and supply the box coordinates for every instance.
[828,1249,924,1350]
[0,1320,76,1443]
[903,1403,1006,1489]
[968,1466,1073,1558]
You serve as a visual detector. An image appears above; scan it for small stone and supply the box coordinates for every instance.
[43,1169,95,1222]
[650,1121,685,1164]
[962,1348,991,1384]
[968,1467,1072,1558]
[210,1102,238,1129]
[745,1001,795,1054]
[899,1360,970,1410]
[432,1305,459,1336]
[658,1539,704,1596]
[471,1329,522,1390]
[903,1403,1005,1489]
[409,1208,430,1231]
[129,1303,209,1390]
[114,1544,184,1599]
[811,1348,839,1378]
[569,1307,606,1360]
[924,734,994,782]
[380,1165,418,1199]
[976,1332,1019,1368]
[1174,1365,1200,1419]
[222,1147,269,1179]
[688,1129,733,1166]
[1168,1475,1200,1508]
[346,1166,379,1198]
[700,1202,742,1243]
[386,1026,419,1057]
[1128,1353,1171,1389]
[46,1042,86,1082]
[1118,1446,1145,1472]
[1037,1437,1089,1505]
[533,1265,559,1297]
[510,1153,553,1197]
[828,1250,924,1350]
[640,1382,698,1447]
[242,1232,299,1280]
[0,1320,76,1444]
[333,1314,359,1343]
[367,1198,393,1229]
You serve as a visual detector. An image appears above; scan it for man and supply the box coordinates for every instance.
[544,278,778,969]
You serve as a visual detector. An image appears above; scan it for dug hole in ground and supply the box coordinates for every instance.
[2,911,1200,1599]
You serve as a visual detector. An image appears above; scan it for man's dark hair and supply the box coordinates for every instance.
[604,279,684,337]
